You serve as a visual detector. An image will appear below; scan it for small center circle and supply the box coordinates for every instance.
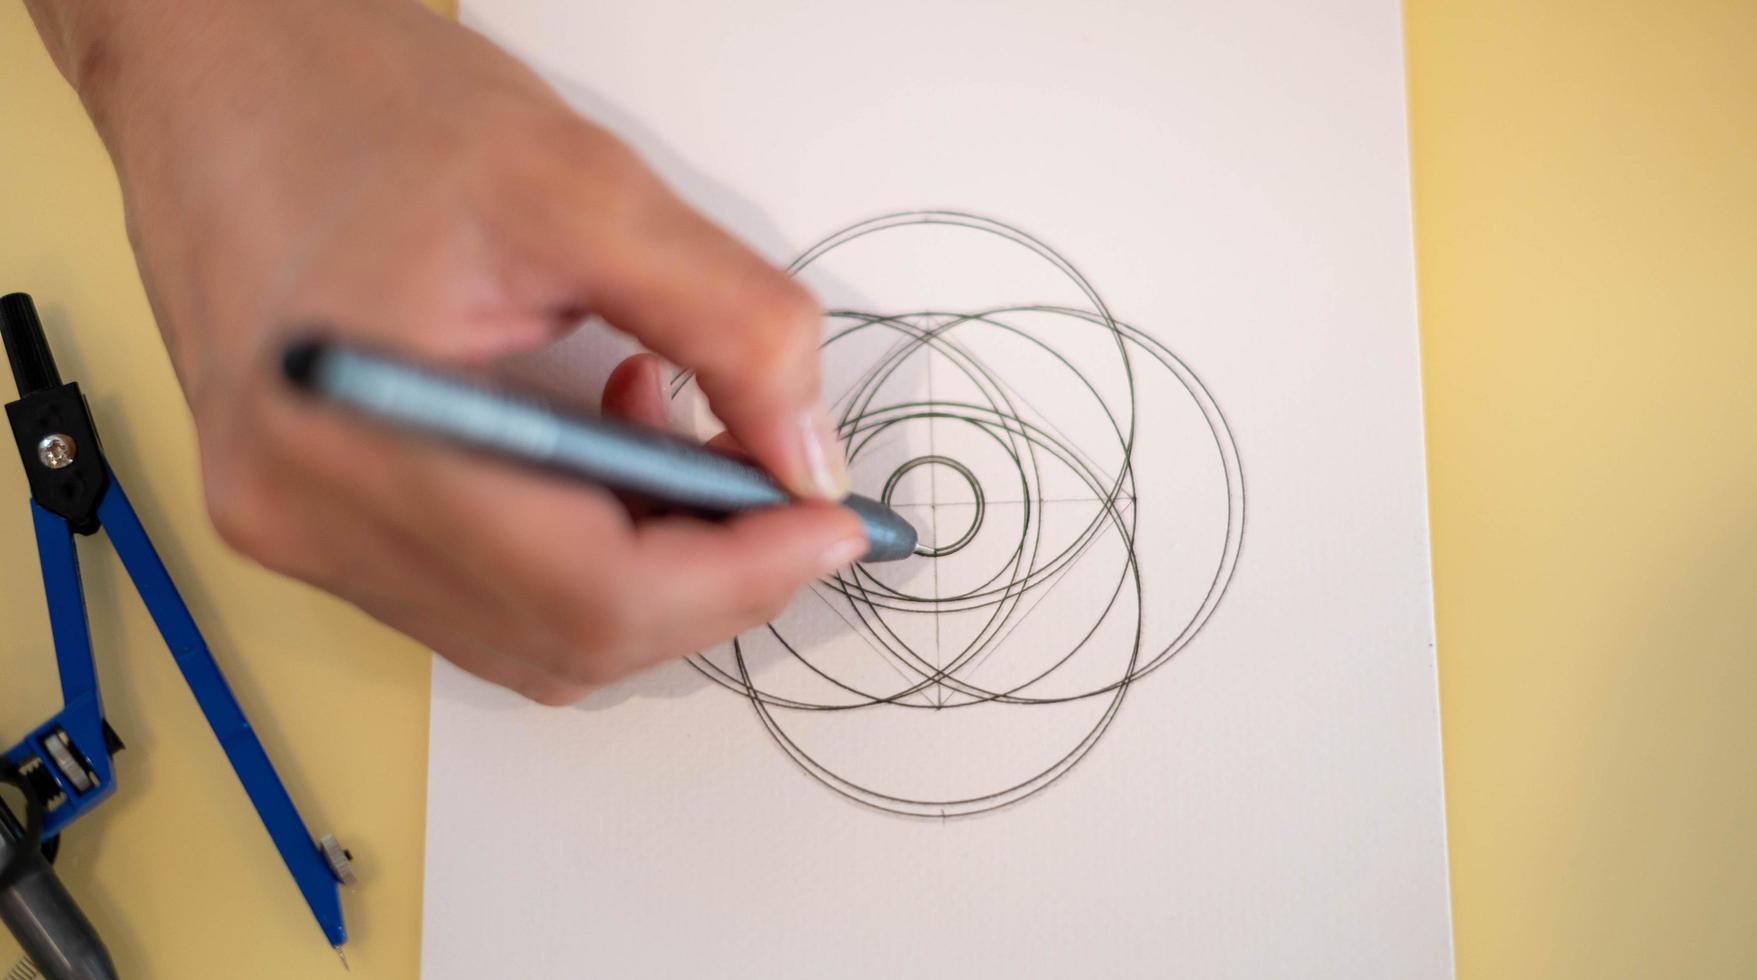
[880,455,985,558]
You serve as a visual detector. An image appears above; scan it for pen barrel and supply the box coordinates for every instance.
[305,344,793,512]
[549,413,789,513]
[287,342,918,561]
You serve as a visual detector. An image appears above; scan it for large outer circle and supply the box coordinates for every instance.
[679,212,1245,817]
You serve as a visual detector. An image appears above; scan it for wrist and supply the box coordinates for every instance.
[29,0,313,360]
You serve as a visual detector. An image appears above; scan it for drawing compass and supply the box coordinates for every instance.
[0,293,354,978]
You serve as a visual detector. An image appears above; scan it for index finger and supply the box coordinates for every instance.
[521,143,851,501]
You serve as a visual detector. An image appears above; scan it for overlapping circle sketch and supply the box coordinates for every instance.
[676,211,1244,817]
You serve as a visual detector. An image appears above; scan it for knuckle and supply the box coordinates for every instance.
[552,590,646,677]
[459,107,644,209]
[536,112,622,163]
[737,280,822,361]
[539,119,657,210]
[581,602,631,653]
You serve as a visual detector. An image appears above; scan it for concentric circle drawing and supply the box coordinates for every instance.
[676,211,1245,817]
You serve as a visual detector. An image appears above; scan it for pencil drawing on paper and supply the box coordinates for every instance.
[674,211,1245,817]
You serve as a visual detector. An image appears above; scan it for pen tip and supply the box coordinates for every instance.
[842,494,919,562]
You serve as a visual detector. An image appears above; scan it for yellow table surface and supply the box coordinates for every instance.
[2,2,1753,977]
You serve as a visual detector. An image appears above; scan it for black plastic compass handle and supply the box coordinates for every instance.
[1,293,61,399]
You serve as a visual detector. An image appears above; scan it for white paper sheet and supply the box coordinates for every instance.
[425,2,1451,976]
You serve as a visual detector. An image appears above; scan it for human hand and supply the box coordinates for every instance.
[28,0,864,702]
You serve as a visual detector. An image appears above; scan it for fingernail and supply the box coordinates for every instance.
[796,404,852,500]
[817,533,869,575]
